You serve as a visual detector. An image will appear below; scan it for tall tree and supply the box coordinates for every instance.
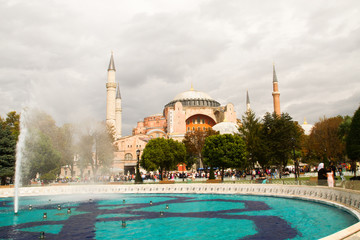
[300,134,319,167]
[183,129,218,169]
[77,122,115,180]
[23,130,61,184]
[203,134,247,181]
[339,115,352,144]
[262,112,303,176]
[141,138,186,180]
[57,124,76,177]
[346,106,360,176]
[0,125,16,185]
[4,111,20,140]
[239,110,267,169]
[21,110,62,184]
[93,123,115,176]
[308,116,345,165]
[77,134,93,178]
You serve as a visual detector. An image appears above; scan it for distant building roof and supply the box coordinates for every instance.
[301,118,313,135]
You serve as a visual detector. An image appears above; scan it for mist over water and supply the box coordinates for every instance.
[12,103,114,213]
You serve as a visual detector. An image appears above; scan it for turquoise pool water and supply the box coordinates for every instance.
[0,193,358,239]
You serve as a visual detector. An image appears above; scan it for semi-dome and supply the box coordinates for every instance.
[212,121,239,135]
[165,87,220,108]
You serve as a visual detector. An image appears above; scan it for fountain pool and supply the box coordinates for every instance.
[0,193,358,240]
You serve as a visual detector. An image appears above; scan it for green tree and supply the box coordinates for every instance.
[57,124,76,177]
[262,112,303,176]
[93,123,115,177]
[346,106,360,176]
[239,110,267,169]
[77,122,115,180]
[141,138,186,180]
[203,134,247,181]
[339,115,352,143]
[77,134,93,178]
[307,116,345,165]
[23,130,61,184]
[4,111,20,140]
[183,129,218,170]
[21,110,62,184]
[0,125,16,185]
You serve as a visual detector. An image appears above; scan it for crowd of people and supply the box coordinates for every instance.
[51,162,351,185]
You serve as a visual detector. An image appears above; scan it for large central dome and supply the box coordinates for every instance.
[165,87,220,108]
[173,89,214,101]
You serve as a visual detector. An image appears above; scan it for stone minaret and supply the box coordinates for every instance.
[246,90,251,112]
[272,64,281,115]
[106,52,117,129]
[115,83,122,139]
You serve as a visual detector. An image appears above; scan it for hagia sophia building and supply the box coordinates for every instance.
[59,53,314,178]
[106,53,283,174]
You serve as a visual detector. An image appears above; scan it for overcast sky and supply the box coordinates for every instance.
[1,0,359,136]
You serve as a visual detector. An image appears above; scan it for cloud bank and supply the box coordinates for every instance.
[1,0,359,135]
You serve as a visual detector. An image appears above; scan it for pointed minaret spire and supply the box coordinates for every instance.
[116,82,121,99]
[108,51,116,71]
[246,90,251,112]
[273,63,278,83]
[272,63,281,116]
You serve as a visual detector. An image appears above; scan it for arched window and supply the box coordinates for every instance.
[125,153,133,160]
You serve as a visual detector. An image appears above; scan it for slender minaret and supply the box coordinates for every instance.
[115,82,122,139]
[246,90,251,112]
[106,52,117,129]
[272,64,281,115]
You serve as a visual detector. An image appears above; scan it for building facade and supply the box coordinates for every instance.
[162,86,237,141]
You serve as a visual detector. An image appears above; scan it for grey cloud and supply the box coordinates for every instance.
[1,0,360,136]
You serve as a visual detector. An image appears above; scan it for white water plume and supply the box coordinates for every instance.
[14,108,28,214]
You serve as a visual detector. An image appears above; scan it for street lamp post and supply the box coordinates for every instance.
[135,149,143,184]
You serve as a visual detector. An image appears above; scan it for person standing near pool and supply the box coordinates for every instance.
[327,166,335,187]
[317,163,327,185]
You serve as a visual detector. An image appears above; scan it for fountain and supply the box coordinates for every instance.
[14,108,28,214]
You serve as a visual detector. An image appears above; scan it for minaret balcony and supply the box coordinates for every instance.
[106,83,117,88]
